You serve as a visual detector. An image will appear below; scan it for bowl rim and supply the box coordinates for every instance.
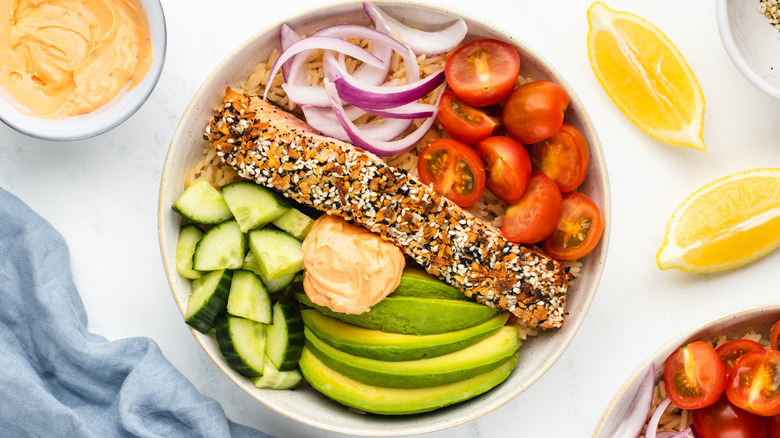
[593,303,780,437]
[0,0,168,141]
[716,0,780,100]
[158,1,610,435]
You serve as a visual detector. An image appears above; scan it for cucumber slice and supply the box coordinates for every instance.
[266,300,305,371]
[248,229,303,282]
[185,269,232,333]
[252,358,303,390]
[243,252,297,294]
[272,208,314,240]
[193,220,246,271]
[215,315,267,377]
[176,224,203,280]
[172,179,233,224]
[220,181,290,232]
[227,270,272,324]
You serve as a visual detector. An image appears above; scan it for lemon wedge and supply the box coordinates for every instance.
[657,168,780,273]
[587,2,706,151]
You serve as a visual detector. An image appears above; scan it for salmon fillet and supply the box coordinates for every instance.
[204,88,569,329]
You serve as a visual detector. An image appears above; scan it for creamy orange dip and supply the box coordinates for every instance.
[0,0,153,118]
[301,214,405,314]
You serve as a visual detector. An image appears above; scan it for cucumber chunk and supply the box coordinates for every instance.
[252,358,303,390]
[172,179,233,224]
[176,224,203,280]
[266,300,305,371]
[220,181,290,232]
[227,270,272,324]
[185,269,232,333]
[247,229,303,282]
[193,220,246,271]
[216,315,267,377]
[272,208,314,240]
[243,252,297,294]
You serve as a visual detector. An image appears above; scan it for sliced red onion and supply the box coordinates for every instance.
[363,1,467,56]
[279,24,302,81]
[645,397,672,438]
[612,364,657,438]
[323,79,442,156]
[263,36,383,101]
[325,55,444,110]
[301,105,412,142]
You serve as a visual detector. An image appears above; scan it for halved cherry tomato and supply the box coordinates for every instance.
[717,339,765,375]
[475,136,531,204]
[503,80,569,145]
[663,341,726,410]
[417,138,485,207]
[727,349,780,416]
[528,122,590,192]
[541,192,604,260]
[767,414,780,438]
[501,172,562,244]
[692,393,768,438]
[437,89,502,144]
[444,39,520,107]
[770,319,780,350]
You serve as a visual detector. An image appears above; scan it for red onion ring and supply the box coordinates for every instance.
[301,105,411,142]
[645,397,672,438]
[612,364,657,438]
[363,1,467,56]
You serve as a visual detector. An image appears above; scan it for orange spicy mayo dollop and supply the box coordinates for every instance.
[301,214,405,314]
[0,0,153,118]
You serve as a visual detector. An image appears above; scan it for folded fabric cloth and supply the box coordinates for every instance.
[0,188,272,438]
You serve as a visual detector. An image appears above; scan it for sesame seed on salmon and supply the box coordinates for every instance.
[204,87,569,329]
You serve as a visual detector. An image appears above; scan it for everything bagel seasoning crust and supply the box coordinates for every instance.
[205,88,569,329]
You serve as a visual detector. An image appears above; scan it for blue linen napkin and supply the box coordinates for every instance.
[0,188,272,438]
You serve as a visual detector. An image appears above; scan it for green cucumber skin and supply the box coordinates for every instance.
[267,301,305,371]
[185,270,233,334]
[215,316,265,377]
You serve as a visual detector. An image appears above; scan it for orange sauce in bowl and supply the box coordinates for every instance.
[0,0,153,118]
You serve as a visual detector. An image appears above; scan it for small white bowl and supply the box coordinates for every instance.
[594,305,780,437]
[717,0,780,99]
[0,0,167,141]
[159,2,610,435]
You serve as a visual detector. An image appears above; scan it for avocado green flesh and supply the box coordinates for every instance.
[301,309,509,361]
[304,326,519,388]
[299,348,518,415]
[389,268,466,300]
[293,287,499,335]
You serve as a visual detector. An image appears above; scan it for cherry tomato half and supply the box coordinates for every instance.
[503,80,569,145]
[692,393,768,438]
[767,414,780,438]
[727,349,780,416]
[444,39,521,107]
[475,136,531,204]
[528,122,590,192]
[663,341,726,410]
[717,339,765,375]
[501,172,562,244]
[770,319,780,350]
[541,192,604,260]
[417,138,486,207]
[437,89,502,144]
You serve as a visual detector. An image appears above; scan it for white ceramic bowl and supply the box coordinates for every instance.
[594,305,780,437]
[0,0,167,141]
[717,0,780,99]
[158,2,610,435]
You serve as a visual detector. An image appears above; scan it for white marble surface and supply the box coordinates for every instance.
[3,0,780,436]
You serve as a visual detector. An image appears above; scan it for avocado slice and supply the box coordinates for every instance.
[301,309,509,361]
[299,347,518,415]
[388,268,466,300]
[292,284,499,335]
[304,325,520,388]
